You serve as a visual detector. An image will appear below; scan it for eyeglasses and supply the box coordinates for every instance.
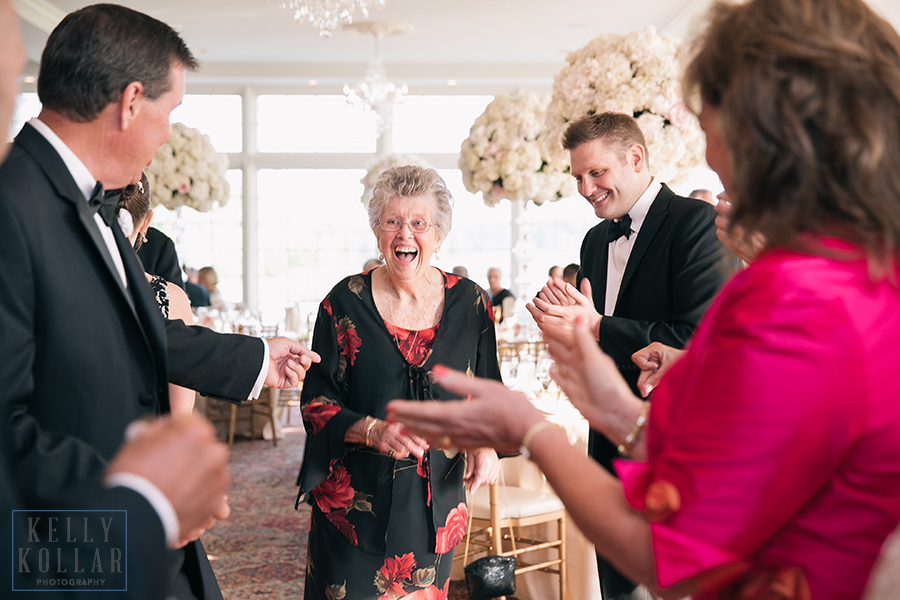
[379,217,433,233]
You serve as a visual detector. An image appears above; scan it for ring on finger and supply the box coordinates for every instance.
[387,448,394,458]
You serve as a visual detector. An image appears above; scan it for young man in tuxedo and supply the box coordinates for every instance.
[528,112,732,600]
[0,4,317,599]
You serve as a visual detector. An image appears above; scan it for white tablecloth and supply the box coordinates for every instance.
[506,393,602,600]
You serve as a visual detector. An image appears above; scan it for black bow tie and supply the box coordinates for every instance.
[606,214,633,243]
[88,182,118,227]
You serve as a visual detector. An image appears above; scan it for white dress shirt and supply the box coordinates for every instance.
[604,177,661,315]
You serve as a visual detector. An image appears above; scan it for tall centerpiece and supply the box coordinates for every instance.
[145,122,231,213]
[459,91,574,207]
[544,26,705,185]
[459,92,575,335]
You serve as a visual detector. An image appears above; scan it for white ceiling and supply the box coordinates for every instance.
[15,0,900,94]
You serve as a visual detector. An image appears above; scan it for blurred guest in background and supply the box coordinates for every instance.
[390,0,900,597]
[487,266,514,322]
[562,262,579,286]
[688,188,716,205]
[296,165,500,599]
[451,264,468,278]
[549,264,563,279]
[199,265,226,311]
[184,265,211,308]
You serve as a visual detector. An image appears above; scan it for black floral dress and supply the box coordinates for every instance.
[296,270,500,600]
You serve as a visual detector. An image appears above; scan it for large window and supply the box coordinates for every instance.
[393,96,493,153]
[257,95,376,153]
[170,95,243,153]
[11,87,721,327]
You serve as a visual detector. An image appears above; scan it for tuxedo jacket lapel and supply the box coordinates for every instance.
[16,124,137,315]
[594,221,611,298]
[617,185,672,307]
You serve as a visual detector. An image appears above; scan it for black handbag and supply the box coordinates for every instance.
[464,554,516,600]
[462,472,517,600]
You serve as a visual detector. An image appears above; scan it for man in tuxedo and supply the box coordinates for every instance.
[0,4,317,599]
[528,112,731,600]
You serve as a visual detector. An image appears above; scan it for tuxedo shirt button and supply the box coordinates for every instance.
[138,394,154,407]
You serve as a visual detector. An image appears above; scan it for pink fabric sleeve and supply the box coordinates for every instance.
[617,256,866,590]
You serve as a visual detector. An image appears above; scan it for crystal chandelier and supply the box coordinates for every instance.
[343,22,412,133]
[280,0,386,37]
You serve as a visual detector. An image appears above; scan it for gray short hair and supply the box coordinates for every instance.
[368,165,453,241]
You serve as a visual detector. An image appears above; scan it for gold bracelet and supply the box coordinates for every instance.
[364,417,378,447]
[617,403,650,456]
[518,421,557,460]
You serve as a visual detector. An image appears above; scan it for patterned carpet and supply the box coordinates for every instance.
[203,423,310,599]
[202,419,472,599]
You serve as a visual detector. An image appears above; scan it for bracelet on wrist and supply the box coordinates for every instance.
[518,421,558,460]
[617,402,650,456]
[364,417,378,447]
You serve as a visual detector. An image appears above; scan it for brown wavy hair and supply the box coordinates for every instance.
[684,0,900,271]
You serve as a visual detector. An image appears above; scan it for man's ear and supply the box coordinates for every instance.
[119,81,144,131]
[628,143,647,173]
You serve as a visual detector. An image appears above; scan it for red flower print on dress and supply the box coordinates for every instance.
[335,316,362,366]
[386,322,437,366]
[325,509,358,547]
[376,553,417,598]
[302,397,341,434]
[312,466,360,545]
[435,502,468,554]
[322,297,333,316]
[405,583,449,600]
[445,273,460,289]
[312,466,355,513]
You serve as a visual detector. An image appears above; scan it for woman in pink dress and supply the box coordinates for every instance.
[387,0,900,597]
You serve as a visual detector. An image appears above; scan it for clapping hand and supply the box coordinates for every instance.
[526,278,602,340]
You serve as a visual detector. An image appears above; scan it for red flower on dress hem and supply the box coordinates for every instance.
[435,502,468,554]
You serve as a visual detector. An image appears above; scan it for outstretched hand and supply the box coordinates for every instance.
[526,278,602,340]
[265,336,321,389]
[631,342,684,398]
[386,366,543,454]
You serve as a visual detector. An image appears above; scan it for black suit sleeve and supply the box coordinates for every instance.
[164,320,265,402]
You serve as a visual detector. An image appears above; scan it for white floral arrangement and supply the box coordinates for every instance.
[360,154,432,206]
[545,26,705,185]
[459,91,576,207]
[144,122,230,212]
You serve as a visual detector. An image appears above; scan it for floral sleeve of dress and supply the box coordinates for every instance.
[296,295,366,501]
